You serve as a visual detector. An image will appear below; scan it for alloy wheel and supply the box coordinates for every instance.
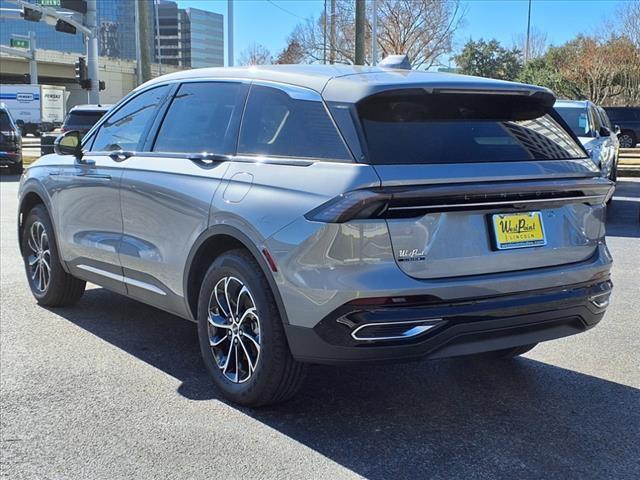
[207,276,261,383]
[26,221,51,293]
[619,134,635,148]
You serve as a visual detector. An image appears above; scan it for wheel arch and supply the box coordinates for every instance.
[183,225,289,326]
[18,185,54,257]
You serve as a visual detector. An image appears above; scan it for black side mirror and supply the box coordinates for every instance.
[614,124,621,136]
[599,126,611,137]
[54,130,83,159]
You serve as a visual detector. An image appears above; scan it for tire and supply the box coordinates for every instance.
[619,132,636,148]
[480,343,537,360]
[9,162,23,175]
[197,249,307,407]
[21,204,85,307]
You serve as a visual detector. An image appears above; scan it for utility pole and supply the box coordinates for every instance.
[354,0,365,65]
[371,0,378,66]
[525,0,532,63]
[138,0,152,82]
[227,0,234,67]
[154,0,162,75]
[329,0,335,64]
[86,0,99,103]
[323,0,327,64]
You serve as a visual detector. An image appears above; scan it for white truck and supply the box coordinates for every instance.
[0,84,66,136]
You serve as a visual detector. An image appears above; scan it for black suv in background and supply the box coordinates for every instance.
[604,107,640,148]
[0,103,23,174]
[41,104,112,156]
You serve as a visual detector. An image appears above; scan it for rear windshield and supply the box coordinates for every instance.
[0,111,13,131]
[554,106,591,137]
[64,111,105,129]
[357,90,586,165]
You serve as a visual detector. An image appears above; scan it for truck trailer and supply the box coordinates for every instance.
[0,84,66,136]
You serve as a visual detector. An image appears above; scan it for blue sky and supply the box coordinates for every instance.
[177,0,629,65]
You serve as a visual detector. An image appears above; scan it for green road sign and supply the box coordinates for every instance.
[10,38,30,49]
[37,0,61,7]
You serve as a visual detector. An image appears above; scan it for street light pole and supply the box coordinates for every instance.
[354,0,365,65]
[525,0,532,63]
[371,0,378,66]
[86,0,99,103]
[227,0,234,67]
[28,31,37,83]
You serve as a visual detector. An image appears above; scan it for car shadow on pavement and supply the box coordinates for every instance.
[53,287,640,479]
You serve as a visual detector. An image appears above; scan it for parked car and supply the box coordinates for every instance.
[604,106,640,148]
[554,100,619,181]
[41,104,112,156]
[18,66,614,406]
[0,102,23,174]
[61,104,111,136]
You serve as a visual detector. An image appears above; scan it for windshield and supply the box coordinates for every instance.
[357,91,587,165]
[64,111,105,129]
[0,111,14,131]
[555,106,591,137]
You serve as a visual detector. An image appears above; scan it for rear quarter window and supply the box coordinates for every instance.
[238,85,351,161]
[358,91,586,165]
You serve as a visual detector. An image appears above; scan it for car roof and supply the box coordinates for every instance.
[139,64,555,104]
[555,100,591,109]
[68,104,113,113]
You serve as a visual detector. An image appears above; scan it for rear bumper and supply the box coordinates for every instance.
[285,280,612,365]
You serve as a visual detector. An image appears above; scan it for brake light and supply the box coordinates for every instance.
[304,190,390,223]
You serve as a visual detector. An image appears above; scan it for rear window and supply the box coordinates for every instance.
[0,111,13,131]
[357,90,586,165]
[64,110,106,129]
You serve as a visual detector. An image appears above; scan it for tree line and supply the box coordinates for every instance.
[238,0,639,106]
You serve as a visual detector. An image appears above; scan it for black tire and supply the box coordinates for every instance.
[9,162,23,175]
[619,132,636,148]
[197,249,307,407]
[21,204,85,306]
[480,343,538,360]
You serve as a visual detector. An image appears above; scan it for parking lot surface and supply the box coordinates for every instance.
[1,174,639,479]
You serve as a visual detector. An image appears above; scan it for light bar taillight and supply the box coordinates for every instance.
[304,190,390,223]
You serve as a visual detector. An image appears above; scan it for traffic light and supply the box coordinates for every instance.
[74,56,89,88]
[23,74,31,84]
[60,0,87,14]
[99,81,105,91]
[21,7,42,22]
[55,19,77,35]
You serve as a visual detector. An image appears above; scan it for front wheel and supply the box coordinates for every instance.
[197,250,307,407]
[21,205,86,306]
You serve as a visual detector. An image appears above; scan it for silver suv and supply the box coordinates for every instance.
[18,66,614,406]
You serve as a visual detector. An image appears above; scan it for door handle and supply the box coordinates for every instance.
[109,151,133,162]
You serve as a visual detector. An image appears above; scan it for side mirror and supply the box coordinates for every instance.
[599,126,611,137]
[614,124,621,136]
[54,130,83,159]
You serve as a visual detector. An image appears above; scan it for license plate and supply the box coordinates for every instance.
[491,211,546,250]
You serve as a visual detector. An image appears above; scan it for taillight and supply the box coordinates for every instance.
[304,190,390,223]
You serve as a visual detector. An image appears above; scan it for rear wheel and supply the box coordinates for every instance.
[619,132,636,148]
[480,343,537,359]
[21,205,85,306]
[197,249,307,407]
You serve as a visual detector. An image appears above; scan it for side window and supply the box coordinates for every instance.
[91,85,170,152]
[238,85,351,161]
[152,82,248,154]
[590,107,602,134]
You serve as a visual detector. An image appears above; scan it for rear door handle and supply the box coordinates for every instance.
[109,151,133,162]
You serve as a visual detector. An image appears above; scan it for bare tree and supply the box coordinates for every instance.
[290,0,465,69]
[512,27,548,60]
[239,43,272,66]
[275,40,305,64]
[619,1,640,47]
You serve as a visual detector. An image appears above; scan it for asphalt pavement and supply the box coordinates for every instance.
[1,173,639,480]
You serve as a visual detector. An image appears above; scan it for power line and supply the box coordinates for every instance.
[265,0,306,21]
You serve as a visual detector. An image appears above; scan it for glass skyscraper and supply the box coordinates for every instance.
[0,0,153,60]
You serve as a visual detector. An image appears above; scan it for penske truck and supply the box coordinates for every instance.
[0,84,66,136]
